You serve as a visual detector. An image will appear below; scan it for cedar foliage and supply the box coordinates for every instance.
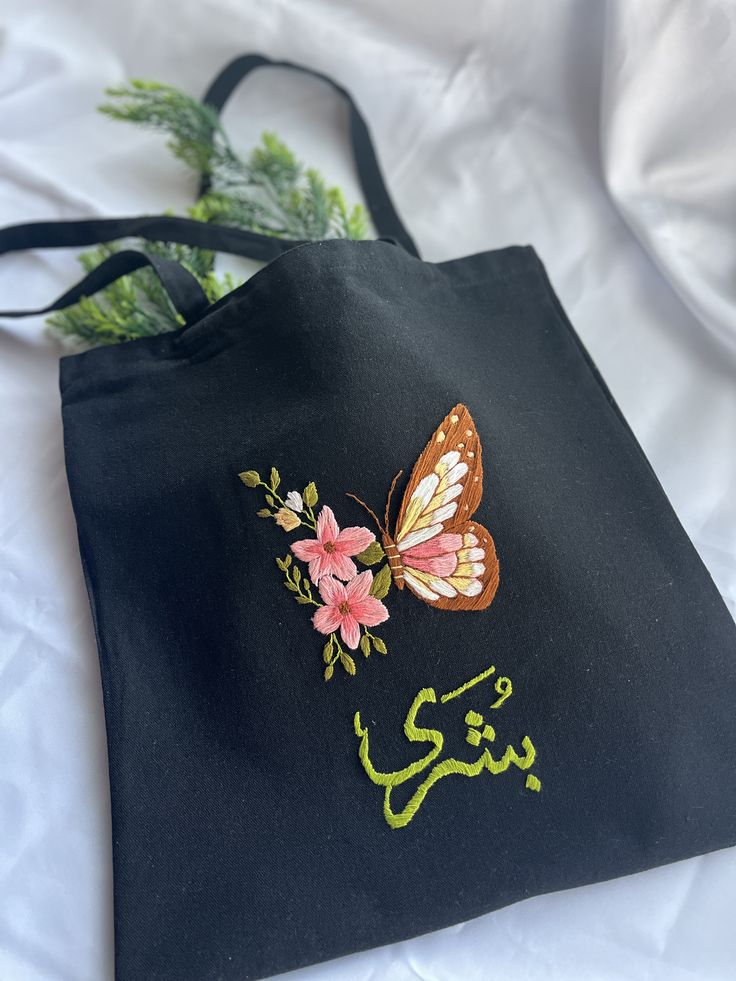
[49,81,368,346]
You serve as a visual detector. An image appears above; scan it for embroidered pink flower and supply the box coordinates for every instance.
[313,571,389,649]
[291,506,374,582]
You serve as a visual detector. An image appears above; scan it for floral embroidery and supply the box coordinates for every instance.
[238,403,501,681]
[292,506,374,583]
[274,507,301,532]
[354,663,540,828]
[313,572,389,650]
[239,467,392,679]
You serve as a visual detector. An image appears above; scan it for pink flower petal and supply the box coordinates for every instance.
[316,506,339,545]
[318,576,347,607]
[351,595,390,628]
[404,553,458,577]
[308,554,327,583]
[340,614,361,650]
[327,552,358,582]
[345,569,374,603]
[400,533,463,560]
[291,538,323,562]
[335,526,375,555]
[313,605,343,635]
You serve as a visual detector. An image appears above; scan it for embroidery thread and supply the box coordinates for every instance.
[238,404,500,680]
[239,467,392,679]
[348,403,500,611]
[354,664,540,828]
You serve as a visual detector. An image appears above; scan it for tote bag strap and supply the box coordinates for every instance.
[0,53,419,323]
[198,54,418,256]
[0,248,210,325]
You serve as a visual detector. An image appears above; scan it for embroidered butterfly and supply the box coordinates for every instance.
[350,404,500,610]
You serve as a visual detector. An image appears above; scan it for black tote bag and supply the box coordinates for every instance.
[2,55,736,981]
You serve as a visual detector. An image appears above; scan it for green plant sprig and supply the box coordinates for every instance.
[360,627,388,658]
[239,466,390,681]
[276,554,318,606]
[47,80,369,348]
[239,468,318,532]
[323,633,356,680]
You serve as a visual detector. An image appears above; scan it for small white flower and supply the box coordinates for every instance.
[285,490,304,513]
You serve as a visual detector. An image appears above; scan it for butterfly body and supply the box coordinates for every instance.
[382,535,406,589]
[374,404,500,611]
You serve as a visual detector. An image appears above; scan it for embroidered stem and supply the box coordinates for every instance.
[323,632,356,680]
[240,467,389,680]
[258,481,317,531]
[239,469,319,531]
[277,555,321,607]
[360,626,388,658]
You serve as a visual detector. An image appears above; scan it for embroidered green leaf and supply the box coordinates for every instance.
[284,581,298,592]
[373,637,387,655]
[239,470,260,487]
[257,508,271,518]
[303,481,318,508]
[295,596,310,605]
[266,494,275,506]
[283,554,292,569]
[292,566,301,586]
[370,564,392,600]
[323,638,334,663]
[276,556,287,571]
[339,650,356,676]
[324,663,334,681]
[356,541,385,566]
[360,634,371,658]
[270,467,281,492]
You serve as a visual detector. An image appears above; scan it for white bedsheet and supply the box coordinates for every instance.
[1,2,735,979]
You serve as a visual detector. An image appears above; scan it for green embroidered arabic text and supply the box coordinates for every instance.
[354,664,540,828]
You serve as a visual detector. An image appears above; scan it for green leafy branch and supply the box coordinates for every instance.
[47,80,369,348]
[323,633,355,680]
[238,468,318,532]
[360,628,388,658]
[99,82,369,240]
[275,555,357,681]
[276,554,317,605]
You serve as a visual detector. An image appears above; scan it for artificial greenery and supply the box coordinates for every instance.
[48,80,368,347]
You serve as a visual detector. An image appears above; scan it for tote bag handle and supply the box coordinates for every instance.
[197,54,418,256]
[0,248,210,326]
[0,53,418,324]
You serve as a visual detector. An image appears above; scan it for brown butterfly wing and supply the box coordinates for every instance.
[395,403,484,534]
[392,404,500,611]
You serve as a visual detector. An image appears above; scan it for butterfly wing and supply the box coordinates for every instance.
[391,404,500,611]
[401,520,499,611]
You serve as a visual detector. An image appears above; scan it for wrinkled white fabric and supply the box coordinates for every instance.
[603,2,736,354]
[0,2,734,980]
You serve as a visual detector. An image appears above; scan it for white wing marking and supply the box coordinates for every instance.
[397,451,469,544]
[403,570,440,601]
[397,523,444,552]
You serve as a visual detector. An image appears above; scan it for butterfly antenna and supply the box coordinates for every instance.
[384,469,404,532]
[346,493,385,536]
